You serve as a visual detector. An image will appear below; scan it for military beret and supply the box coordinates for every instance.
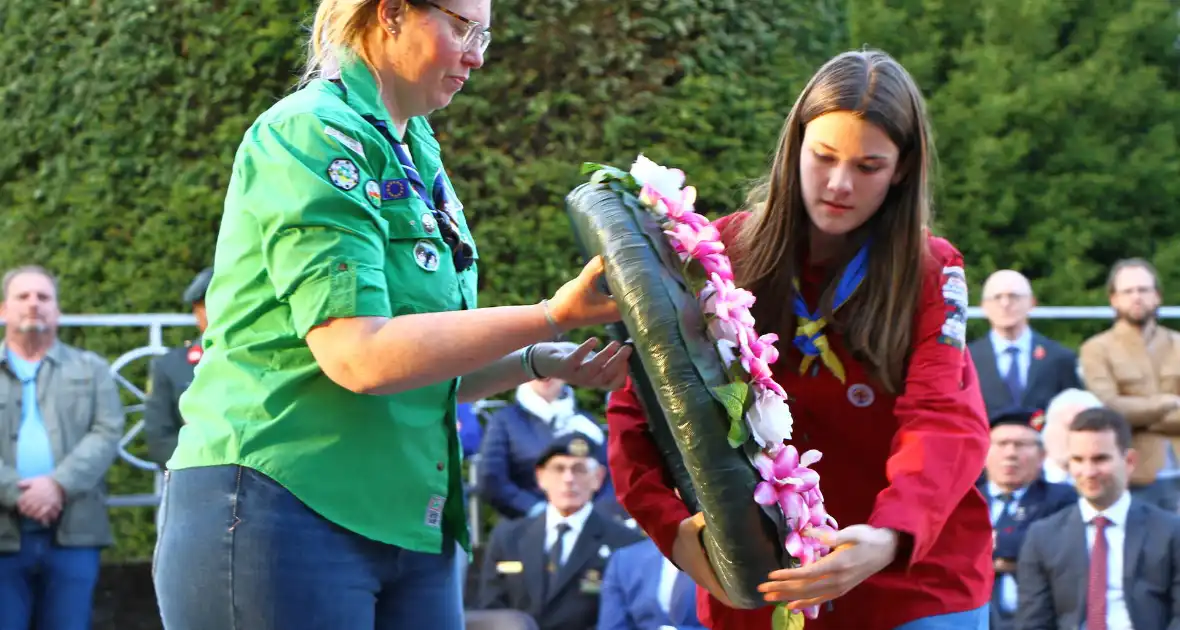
[183,267,214,304]
[990,407,1046,433]
[535,431,599,468]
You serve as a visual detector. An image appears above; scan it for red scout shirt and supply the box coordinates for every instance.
[606,212,993,630]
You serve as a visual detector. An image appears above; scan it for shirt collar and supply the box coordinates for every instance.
[989,326,1033,356]
[987,481,1029,502]
[1079,490,1132,526]
[0,339,62,366]
[546,501,593,538]
[337,53,394,133]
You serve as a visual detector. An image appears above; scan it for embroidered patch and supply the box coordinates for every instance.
[414,240,441,272]
[327,159,360,191]
[381,178,411,201]
[846,383,875,408]
[938,265,969,350]
[424,495,445,528]
[324,126,365,158]
[364,180,381,207]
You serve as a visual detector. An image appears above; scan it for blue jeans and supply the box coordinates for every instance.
[0,529,101,630]
[153,465,465,630]
[894,604,989,630]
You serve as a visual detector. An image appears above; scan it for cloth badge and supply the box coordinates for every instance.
[421,212,437,234]
[381,178,411,201]
[327,159,360,191]
[186,345,203,365]
[364,180,381,208]
[846,383,874,408]
[324,125,364,158]
[937,265,969,350]
[414,240,441,272]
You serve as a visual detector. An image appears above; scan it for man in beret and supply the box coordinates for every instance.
[143,267,211,468]
[477,432,643,630]
[977,407,1077,630]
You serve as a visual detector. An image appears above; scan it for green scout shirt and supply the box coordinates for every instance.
[171,52,479,554]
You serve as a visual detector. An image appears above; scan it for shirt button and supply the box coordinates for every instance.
[436,462,444,471]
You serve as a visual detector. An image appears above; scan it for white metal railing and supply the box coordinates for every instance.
[44,306,1180,544]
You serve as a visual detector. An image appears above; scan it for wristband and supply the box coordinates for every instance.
[521,345,540,380]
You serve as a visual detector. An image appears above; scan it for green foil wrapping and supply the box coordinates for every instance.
[566,180,787,609]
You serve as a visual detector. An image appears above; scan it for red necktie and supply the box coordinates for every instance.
[1087,515,1109,630]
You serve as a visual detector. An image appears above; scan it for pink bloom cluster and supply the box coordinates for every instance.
[628,155,835,617]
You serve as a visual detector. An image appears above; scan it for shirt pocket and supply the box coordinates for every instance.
[382,198,461,315]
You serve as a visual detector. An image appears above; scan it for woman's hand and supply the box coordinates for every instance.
[532,339,631,391]
[757,525,899,611]
[547,256,621,330]
[671,513,736,609]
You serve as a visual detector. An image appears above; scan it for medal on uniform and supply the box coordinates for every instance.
[413,240,441,272]
[421,212,437,234]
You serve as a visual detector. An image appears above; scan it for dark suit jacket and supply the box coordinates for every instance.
[1016,499,1180,630]
[478,508,644,630]
[143,342,198,467]
[597,538,706,630]
[968,331,1082,417]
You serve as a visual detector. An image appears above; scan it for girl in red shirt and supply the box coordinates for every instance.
[606,49,993,630]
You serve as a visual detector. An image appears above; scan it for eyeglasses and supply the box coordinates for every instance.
[423,1,492,55]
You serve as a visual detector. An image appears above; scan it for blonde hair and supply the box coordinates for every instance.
[302,0,396,84]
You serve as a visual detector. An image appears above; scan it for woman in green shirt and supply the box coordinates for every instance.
[152,1,630,628]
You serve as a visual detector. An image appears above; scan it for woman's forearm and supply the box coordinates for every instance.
[306,303,560,395]
[456,350,533,403]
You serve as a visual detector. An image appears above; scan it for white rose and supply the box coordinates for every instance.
[745,388,793,448]
[630,154,685,200]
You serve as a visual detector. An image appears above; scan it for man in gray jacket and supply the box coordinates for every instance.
[0,265,126,630]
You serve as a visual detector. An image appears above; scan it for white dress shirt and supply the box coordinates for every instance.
[544,502,593,566]
[1078,492,1133,630]
[657,557,679,616]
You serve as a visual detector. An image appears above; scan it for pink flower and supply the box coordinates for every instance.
[740,334,787,399]
[665,222,724,261]
[699,253,734,283]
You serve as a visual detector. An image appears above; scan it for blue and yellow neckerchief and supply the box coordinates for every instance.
[792,243,870,383]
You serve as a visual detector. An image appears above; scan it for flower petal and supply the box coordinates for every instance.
[799,449,822,468]
[753,481,778,506]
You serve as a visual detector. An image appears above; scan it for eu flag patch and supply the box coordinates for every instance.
[381,179,411,201]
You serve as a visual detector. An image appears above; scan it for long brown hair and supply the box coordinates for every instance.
[732,49,936,394]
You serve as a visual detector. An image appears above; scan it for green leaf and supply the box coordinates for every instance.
[712,381,751,447]
[580,161,606,175]
[772,605,806,630]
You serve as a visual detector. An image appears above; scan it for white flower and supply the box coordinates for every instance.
[630,154,685,200]
[716,338,739,367]
[746,387,793,448]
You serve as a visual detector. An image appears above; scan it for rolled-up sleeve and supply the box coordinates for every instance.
[866,238,990,567]
[243,114,391,337]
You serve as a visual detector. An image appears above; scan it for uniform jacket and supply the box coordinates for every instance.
[0,340,126,551]
[597,537,707,630]
[1078,321,1180,485]
[968,332,1083,417]
[606,213,993,630]
[478,507,644,630]
[143,341,200,467]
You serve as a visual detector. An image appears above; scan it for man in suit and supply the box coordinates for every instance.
[478,432,643,630]
[1079,258,1180,513]
[968,270,1083,418]
[1016,407,1180,630]
[142,267,211,467]
[597,536,706,630]
[980,408,1078,629]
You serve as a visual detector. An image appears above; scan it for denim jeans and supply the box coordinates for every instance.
[153,465,465,630]
[0,529,101,630]
[894,604,989,630]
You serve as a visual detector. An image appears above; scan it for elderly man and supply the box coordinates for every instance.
[968,270,1082,417]
[978,408,1077,630]
[0,266,126,630]
[1042,389,1104,484]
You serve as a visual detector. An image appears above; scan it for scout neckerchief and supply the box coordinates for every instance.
[792,242,870,383]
